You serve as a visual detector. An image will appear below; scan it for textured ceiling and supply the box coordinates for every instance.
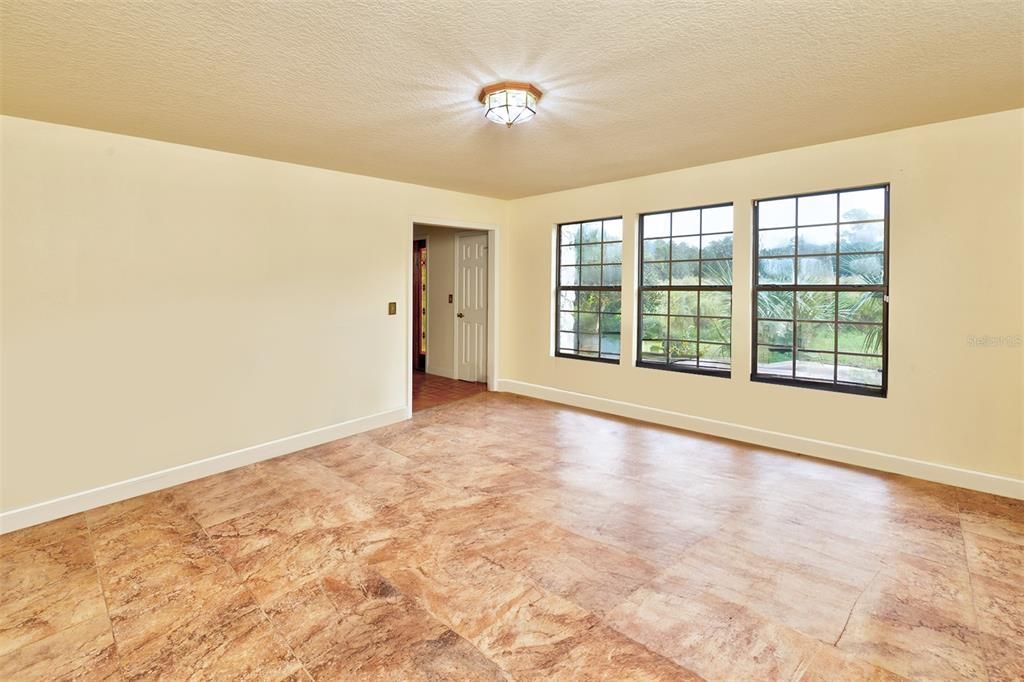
[2,0,1022,199]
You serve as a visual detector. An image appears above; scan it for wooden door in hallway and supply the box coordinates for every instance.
[456,233,487,382]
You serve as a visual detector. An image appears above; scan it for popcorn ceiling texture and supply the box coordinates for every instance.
[1,0,1021,199]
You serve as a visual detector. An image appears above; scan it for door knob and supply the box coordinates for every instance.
[457,313,465,318]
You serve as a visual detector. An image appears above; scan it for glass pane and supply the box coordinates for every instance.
[838,323,882,355]
[796,322,835,351]
[642,315,667,339]
[581,221,602,242]
[579,333,600,352]
[840,187,885,221]
[640,290,668,315]
[758,320,793,346]
[758,228,795,256]
[672,236,700,260]
[838,291,883,323]
[580,243,602,265]
[560,266,578,286]
[602,264,622,286]
[668,341,698,363]
[559,291,576,311]
[670,290,698,316]
[701,259,733,286]
[578,312,599,334]
[701,205,733,234]
[798,193,837,225]
[758,257,794,284]
[701,233,732,259]
[600,333,620,355]
[559,332,576,350]
[837,354,883,386]
[669,316,698,341]
[796,352,835,380]
[672,210,700,235]
[644,212,670,239]
[671,261,700,285]
[560,245,579,265]
[698,342,731,366]
[601,313,622,334]
[839,254,884,285]
[642,261,670,286]
[840,221,884,253]
[560,224,579,245]
[758,198,796,228]
[603,218,623,242]
[601,291,622,313]
[559,312,576,332]
[578,350,599,358]
[700,318,731,343]
[757,291,793,320]
[757,346,793,376]
[603,242,622,264]
[700,291,731,317]
[797,256,836,285]
[798,225,837,254]
[796,291,835,321]
[580,265,602,286]
[643,238,671,261]
[578,291,601,312]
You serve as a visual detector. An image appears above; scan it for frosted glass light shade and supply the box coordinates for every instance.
[478,82,542,127]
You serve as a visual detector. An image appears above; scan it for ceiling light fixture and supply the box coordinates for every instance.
[478,81,542,127]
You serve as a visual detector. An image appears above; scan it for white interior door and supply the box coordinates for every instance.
[456,233,488,383]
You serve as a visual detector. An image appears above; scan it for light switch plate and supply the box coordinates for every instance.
[388,302,397,315]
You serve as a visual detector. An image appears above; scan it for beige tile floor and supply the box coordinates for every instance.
[1,392,1021,680]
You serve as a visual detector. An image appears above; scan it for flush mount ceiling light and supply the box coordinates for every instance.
[478,81,542,127]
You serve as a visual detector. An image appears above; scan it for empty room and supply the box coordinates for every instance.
[1,1,1022,680]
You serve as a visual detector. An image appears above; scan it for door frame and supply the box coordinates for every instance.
[453,231,490,383]
[412,238,427,372]
[407,217,500,414]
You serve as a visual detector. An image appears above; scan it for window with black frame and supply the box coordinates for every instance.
[556,217,623,362]
[753,184,889,396]
[637,203,733,375]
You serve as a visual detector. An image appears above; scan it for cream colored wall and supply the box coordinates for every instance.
[502,109,1024,482]
[413,225,457,379]
[0,116,504,512]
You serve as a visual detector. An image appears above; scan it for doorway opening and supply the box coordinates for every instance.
[411,224,491,412]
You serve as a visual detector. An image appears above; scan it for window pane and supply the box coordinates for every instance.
[796,352,835,380]
[560,266,578,285]
[581,221,602,242]
[561,245,579,265]
[838,291,883,323]
[797,256,836,285]
[602,265,621,286]
[579,333,600,352]
[701,259,732,286]
[580,243,602,264]
[672,210,700,235]
[837,354,882,386]
[758,198,796,228]
[757,291,793,320]
[758,320,793,346]
[578,291,601,312]
[644,213,671,238]
[603,242,622,263]
[840,188,885,221]
[700,291,731,317]
[672,236,700,260]
[559,312,576,332]
[701,233,732,259]
[641,315,667,339]
[759,257,795,284]
[560,224,580,244]
[699,342,731,366]
[644,238,671,261]
[580,265,601,286]
[700,318,730,343]
[578,312,599,334]
[840,221,884,253]
[601,291,622,313]
[559,291,576,311]
[701,205,733,233]
[796,322,835,351]
[798,193,837,225]
[603,218,623,241]
[839,254,884,285]
[671,261,700,285]
[642,261,670,286]
[759,228,795,256]
[641,290,668,315]
[796,291,835,321]
[838,323,882,355]
[600,333,620,356]
[669,316,697,341]
[559,332,575,350]
[668,341,697,363]
[601,313,622,334]
[670,290,698,316]
[798,225,837,254]
[757,346,793,376]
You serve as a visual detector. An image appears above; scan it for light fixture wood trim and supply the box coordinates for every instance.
[477,81,543,104]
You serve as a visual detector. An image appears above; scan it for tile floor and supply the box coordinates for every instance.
[412,371,487,412]
[1,392,1022,680]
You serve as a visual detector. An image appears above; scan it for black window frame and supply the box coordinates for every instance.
[555,216,624,364]
[751,183,890,397]
[636,202,735,378]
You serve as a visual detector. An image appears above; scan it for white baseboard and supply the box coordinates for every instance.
[496,379,1024,500]
[0,406,411,534]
